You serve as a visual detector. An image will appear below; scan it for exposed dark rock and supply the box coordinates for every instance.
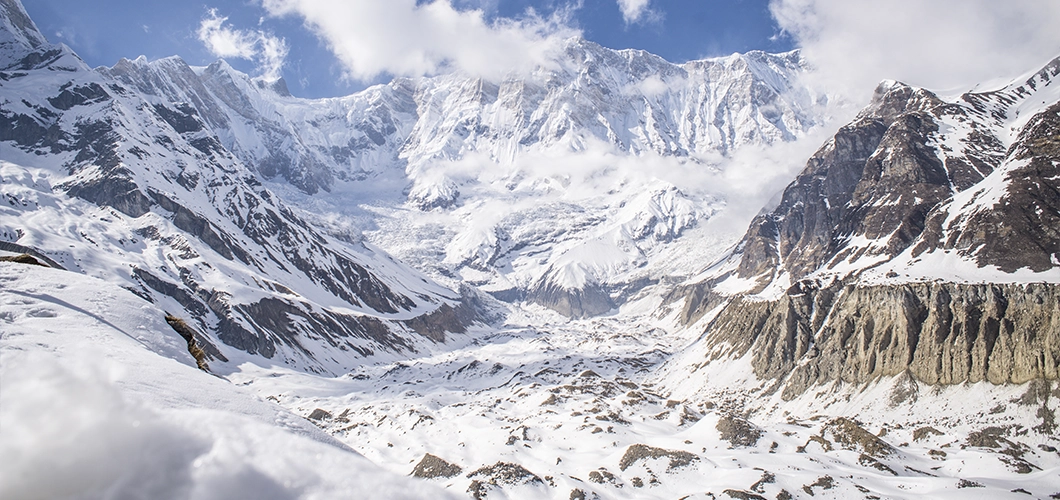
[587,468,618,486]
[217,296,415,360]
[152,102,203,134]
[0,253,45,266]
[750,470,775,493]
[466,462,544,495]
[149,190,250,264]
[694,281,1060,398]
[913,427,943,442]
[914,64,1060,272]
[858,453,897,475]
[723,490,766,500]
[411,453,462,479]
[48,82,110,110]
[0,242,64,269]
[306,408,332,421]
[801,475,835,496]
[528,279,614,319]
[401,298,475,343]
[0,0,47,57]
[823,418,895,458]
[164,314,210,372]
[618,444,698,471]
[964,426,1040,474]
[467,480,491,500]
[716,415,762,448]
[0,108,68,152]
[59,118,154,218]
[133,267,207,318]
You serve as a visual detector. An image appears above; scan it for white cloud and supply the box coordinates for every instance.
[260,0,579,82]
[770,0,1060,103]
[616,0,652,24]
[198,8,288,80]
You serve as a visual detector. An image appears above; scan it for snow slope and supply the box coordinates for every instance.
[3,1,1058,498]
[0,260,453,500]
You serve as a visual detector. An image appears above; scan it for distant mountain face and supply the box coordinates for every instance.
[671,56,1060,400]
[99,41,819,197]
[0,0,474,375]
[90,34,826,318]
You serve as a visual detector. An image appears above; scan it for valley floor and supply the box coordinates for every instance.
[227,303,1060,500]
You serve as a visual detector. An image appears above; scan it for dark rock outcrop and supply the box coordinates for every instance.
[411,453,462,479]
[528,279,614,319]
[618,444,698,471]
[716,415,763,448]
[822,418,894,458]
[466,461,543,498]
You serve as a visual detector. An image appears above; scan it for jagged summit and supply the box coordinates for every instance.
[697,53,1060,298]
[0,0,46,56]
[0,0,85,72]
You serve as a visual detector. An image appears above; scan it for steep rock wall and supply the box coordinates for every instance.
[697,282,1060,399]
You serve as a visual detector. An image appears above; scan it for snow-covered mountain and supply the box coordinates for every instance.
[0,0,477,376]
[92,35,828,318]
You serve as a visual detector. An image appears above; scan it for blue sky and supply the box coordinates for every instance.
[23,0,792,98]
[20,0,1060,102]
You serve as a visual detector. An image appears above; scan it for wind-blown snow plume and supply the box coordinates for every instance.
[260,0,578,81]
[770,0,1060,101]
[616,0,654,24]
[198,8,287,80]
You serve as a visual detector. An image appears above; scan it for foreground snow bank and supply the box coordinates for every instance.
[0,262,450,499]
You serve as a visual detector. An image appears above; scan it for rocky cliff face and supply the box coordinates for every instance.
[698,281,1059,399]
[676,55,1060,395]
